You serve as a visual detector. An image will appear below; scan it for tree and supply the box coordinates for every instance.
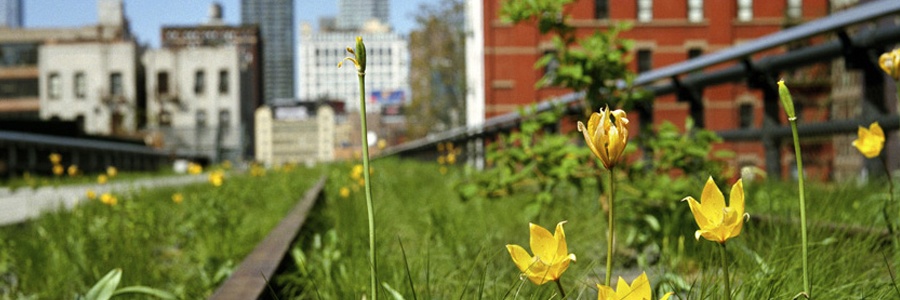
[405,0,467,139]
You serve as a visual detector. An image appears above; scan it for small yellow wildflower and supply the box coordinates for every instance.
[879,48,900,81]
[100,193,117,206]
[578,107,630,169]
[106,166,118,177]
[208,170,224,187]
[683,177,748,244]
[97,174,108,184]
[597,272,672,300]
[188,162,203,175]
[67,165,79,177]
[49,153,61,164]
[52,164,64,176]
[172,193,184,204]
[852,122,885,159]
[339,187,350,198]
[86,189,97,200]
[506,221,577,285]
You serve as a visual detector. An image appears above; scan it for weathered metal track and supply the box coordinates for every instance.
[209,175,326,300]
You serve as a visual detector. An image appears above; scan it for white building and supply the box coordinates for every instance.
[255,104,334,166]
[298,22,409,112]
[39,41,139,135]
[143,45,243,161]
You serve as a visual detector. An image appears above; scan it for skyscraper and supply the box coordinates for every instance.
[0,0,22,28]
[241,0,294,104]
[337,0,388,31]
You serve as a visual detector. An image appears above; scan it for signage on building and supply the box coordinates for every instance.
[275,106,309,120]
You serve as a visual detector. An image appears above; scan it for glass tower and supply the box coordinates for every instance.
[241,0,294,103]
[336,0,388,31]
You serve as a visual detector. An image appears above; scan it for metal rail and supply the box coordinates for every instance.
[210,175,326,300]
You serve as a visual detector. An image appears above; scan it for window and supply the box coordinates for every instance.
[74,72,86,99]
[157,71,169,94]
[196,110,207,128]
[737,0,753,21]
[595,0,608,19]
[218,69,229,94]
[688,48,703,60]
[109,72,123,96]
[48,73,60,99]
[637,49,652,73]
[637,0,652,22]
[543,51,559,83]
[219,109,231,128]
[786,0,802,19]
[194,70,205,95]
[688,0,703,22]
[739,103,754,128]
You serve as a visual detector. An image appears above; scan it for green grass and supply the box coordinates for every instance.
[277,158,900,299]
[0,165,323,299]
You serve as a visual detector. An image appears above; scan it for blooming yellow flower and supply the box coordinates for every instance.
[97,174,108,184]
[339,187,350,198]
[683,177,747,244]
[852,122,885,159]
[506,221,577,285]
[100,193,117,206]
[52,164,64,176]
[67,165,79,177]
[188,162,203,175]
[106,166,117,177]
[597,272,673,300]
[879,48,900,81]
[351,164,364,180]
[578,107,629,169]
[208,170,224,187]
[86,189,97,200]
[172,193,184,204]
[49,153,61,164]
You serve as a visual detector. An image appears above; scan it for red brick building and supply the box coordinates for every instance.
[479,0,834,178]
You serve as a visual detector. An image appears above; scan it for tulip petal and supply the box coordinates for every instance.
[628,272,652,300]
[553,221,569,262]
[700,177,726,222]
[685,196,711,233]
[506,244,534,274]
[615,276,631,298]
[579,120,605,164]
[597,284,615,300]
[529,223,556,264]
[730,179,745,217]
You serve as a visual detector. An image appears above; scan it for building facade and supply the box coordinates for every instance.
[337,0,389,31]
[39,41,139,135]
[241,0,294,104]
[0,0,22,28]
[298,26,409,112]
[254,104,334,166]
[475,0,836,178]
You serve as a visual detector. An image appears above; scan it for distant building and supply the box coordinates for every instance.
[337,0,389,31]
[298,22,409,112]
[0,0,22,28]
[241,0,294,104]
[255,103,334,166]
[144,3,262,161]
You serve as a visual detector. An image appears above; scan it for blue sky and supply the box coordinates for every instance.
[24,0,436,47]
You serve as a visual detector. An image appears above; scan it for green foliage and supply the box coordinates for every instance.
[456,105,597,218]
[79,268,175,300]
[0,166,322,299]
[500,0,647,112]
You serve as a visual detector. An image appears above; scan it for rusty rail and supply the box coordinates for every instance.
[209,175,326,300]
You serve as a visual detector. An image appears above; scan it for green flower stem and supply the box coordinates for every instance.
[555,279,567,298]
[358,73,378,300]
[789,117,811,297]
[605,167,616,286]
[881,156,897,236]
[720,243,733,300]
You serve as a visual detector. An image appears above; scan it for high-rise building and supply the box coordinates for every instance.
[337,0,388,31]
[0,0,21,28]
[241,0,294,104]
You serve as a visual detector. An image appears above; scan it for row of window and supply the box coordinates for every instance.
[155,69,229,96]
[158,109,231,128]
[595,0,803,22]
[47,72,122,100]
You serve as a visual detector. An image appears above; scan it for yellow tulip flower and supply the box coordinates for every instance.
[86,189,97,200]
[67,165,79,176]
[52,164,64,176]
[49,153,61,164]
[106,166,118,177]
[578,107,629,169]
[97,174,108,184]
[683,177,747,244]
[852,122,885,159]
[506,221,577,285]
[172,193,184,204]
[339,187,351,198]
[100,193,117,206]
[879,49,900,81]
[208,170,224,187]
[188,162,203,175]
[597,272,673,300]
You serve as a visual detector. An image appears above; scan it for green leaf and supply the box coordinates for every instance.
[112,286,177,299]
[85,268,122,300]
